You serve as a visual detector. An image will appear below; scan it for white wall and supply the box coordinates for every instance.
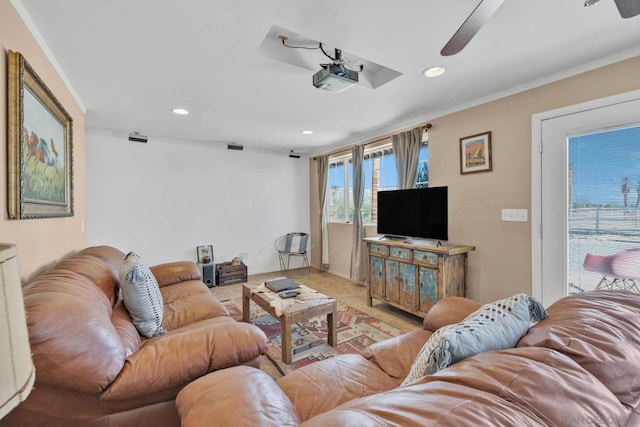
[86,129,310,273]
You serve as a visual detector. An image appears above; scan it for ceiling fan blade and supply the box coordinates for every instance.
[614,0,640,18]
[440,0,505,56]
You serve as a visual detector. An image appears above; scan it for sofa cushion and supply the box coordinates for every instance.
[402,294,547,385]
[119,252,166,338]
[102,316,268,400]
[305,347,628,427]
[177,366,301,427]
[277,354,398,422]
[160,279,229,330]
[150,261,203,288]
[427,347,630,426]
[518,289,640,409]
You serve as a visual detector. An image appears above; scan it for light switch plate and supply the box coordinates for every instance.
[501,208,528,222]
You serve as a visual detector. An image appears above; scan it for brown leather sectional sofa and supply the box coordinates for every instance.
[177,290,640,426]
[2,246,268,427]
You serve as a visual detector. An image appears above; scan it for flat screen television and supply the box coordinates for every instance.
[377,186,448,241]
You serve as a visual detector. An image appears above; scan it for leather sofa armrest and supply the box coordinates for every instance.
[422,296,482,331]
[150,261,202,287]
[177,366,301,427]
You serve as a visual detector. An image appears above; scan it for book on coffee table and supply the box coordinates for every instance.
[264,278,301,292]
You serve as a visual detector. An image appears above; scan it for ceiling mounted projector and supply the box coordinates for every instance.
[313,64,358,93]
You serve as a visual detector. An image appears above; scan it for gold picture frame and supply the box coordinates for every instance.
[7,50,73,219]
[460,131,492,175]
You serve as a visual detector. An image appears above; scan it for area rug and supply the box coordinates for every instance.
[222,297,405,380]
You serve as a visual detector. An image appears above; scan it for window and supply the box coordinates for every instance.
[327,139,428,223]
[327,158,349,221]
[416,142,429,188]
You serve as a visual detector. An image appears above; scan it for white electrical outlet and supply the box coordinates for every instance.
[501,209,528,222]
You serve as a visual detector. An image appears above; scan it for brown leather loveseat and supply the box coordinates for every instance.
[2,246,268,427]
[177,290,640,426]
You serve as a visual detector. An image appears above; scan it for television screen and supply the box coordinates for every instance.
[377,186,448,241]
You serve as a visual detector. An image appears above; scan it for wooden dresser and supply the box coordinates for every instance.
[364,237,475,317]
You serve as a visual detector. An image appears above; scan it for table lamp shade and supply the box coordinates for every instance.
[0,244,34,419]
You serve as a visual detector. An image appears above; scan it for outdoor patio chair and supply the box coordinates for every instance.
[583,248,640,293]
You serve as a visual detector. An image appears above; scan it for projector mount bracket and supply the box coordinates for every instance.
[278,35,363,74]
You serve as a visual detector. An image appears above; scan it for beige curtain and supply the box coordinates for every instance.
[392,127,424,189]
[350,145,365,283]
[317,155,330,268]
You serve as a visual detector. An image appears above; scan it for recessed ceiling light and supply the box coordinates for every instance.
[172,108,189,115]
[423,66,446,78]
[302,130,314,135]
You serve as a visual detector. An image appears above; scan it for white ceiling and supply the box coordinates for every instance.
[15,0,640,156]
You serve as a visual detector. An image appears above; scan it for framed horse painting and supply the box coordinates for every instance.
[7,50,73,219]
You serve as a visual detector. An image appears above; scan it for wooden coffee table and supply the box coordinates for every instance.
[242,282,337,364]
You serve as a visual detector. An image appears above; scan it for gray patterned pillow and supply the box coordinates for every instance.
[119,252,166,338]
[402,294,547,386]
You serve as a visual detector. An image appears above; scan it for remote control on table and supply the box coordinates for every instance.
[279,290,300,299]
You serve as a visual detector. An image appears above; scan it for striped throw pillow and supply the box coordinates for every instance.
[119,252,166,338]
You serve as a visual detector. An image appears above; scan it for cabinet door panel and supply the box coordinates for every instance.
[385,260,400,303]
[370,256,384,298]
[398,262,417,309]
[419,266,439,312]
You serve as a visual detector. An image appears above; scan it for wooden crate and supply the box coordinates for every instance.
[216,262,247,286]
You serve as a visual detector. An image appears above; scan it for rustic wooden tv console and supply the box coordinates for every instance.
[364,237,475,317]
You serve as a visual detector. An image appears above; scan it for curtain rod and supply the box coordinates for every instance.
[315,123,432,159]
[363,123,432,148]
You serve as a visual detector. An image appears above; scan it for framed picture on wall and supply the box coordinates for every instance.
[7,50,74,219]
[196,245,214,264]
[459,131,492,175]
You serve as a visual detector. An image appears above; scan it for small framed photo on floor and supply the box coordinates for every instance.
[196,245,213,264]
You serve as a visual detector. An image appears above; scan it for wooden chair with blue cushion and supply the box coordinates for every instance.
[274,232,311,271]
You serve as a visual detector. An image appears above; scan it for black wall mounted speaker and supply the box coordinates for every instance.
[128,131,148,143]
